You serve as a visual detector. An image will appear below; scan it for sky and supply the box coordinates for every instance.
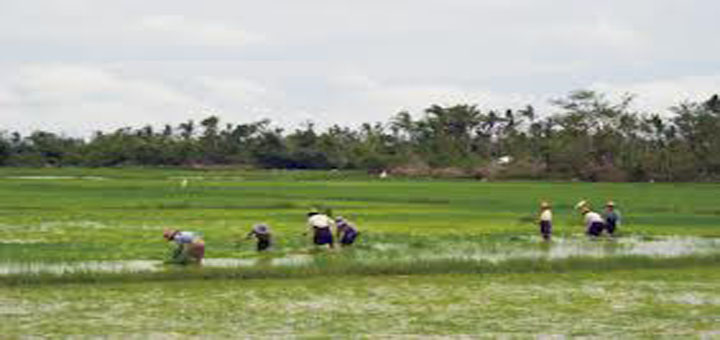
[1,0,719,136]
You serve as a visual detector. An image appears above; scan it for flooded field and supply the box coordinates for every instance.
[1,170,719,336]
[3,267,720,337]
[0,255,312,275]
[3,236,719,276]
[3,176,106,180]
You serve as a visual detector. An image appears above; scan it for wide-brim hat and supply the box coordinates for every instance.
[162,228,177,240]
[574,200,588,210]
[540,201,551,209]
[606,201,615,207]
[253,223,269,233]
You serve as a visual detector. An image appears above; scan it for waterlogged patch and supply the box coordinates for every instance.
[4,176,105,180]
[0,239,44,244]
[1,221,112,234]
[2,236,720,276]
[40,221,112,230]
[370,243,409,251]
[203,255,312,268]
[0,255,314,275]
[355,235,720,264]
[0,299,31,316]
[621,236,720,257]
[0,260,159,275]
[665,293,720,306]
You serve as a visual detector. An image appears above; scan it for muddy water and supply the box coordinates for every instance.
[1,236,719,275]
[0,255,313,275]
[365,235,720,264]
[3,176,106,180]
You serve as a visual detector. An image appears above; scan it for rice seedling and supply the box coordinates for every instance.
[1,168,720,336]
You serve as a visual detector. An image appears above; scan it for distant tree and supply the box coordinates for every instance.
[671,95,720,177]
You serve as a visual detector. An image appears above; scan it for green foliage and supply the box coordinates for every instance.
[2,91,720,181]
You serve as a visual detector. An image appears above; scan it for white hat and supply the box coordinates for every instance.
[574,200,588,210]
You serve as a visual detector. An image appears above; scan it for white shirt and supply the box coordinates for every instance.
[308,214,334,229]
[173,231,199,244]
[584,212,603,228]
[540,210,552,222]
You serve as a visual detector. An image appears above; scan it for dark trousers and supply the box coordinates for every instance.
[587,222,605,237]
[257,236,271,251]
[313,227,334,246]
[605,220,617,235]
[340,231,359,245]
[540,221,552,240]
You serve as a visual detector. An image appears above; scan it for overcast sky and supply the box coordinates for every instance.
[1,0,719,136]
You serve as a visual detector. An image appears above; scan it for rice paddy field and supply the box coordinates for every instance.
[1,167,720,337]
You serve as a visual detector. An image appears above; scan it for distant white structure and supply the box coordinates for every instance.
[379,170,388,179]
[497,156,513,165]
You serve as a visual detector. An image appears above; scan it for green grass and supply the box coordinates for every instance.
[2,266,720,337]
[2,253,720,286]
[1,167,719,263]
[1,168,720,336]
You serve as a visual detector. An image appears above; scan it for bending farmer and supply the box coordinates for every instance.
[538,201,553,241]
[163,228,205,264]
[576,201,605,237]
[335,216,360,246]
[604,201,621,236]
[246,223,273,252]
[307,210,334,248]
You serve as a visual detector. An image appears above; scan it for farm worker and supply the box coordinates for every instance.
[575,201,604,237]
[604,201,621,236]
[163,228,205,264]
[335,216,360,246]
[307,210,335,248]
[246,223,273,252]
[538,201,553,241]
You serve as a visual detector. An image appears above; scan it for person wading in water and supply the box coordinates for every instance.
[306,210,335,249]
[163,228,205,264]
[246,223,273,252]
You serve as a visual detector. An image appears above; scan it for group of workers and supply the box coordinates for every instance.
[538,200,621,241]
[162,201,621,264]
[162,210,360,264]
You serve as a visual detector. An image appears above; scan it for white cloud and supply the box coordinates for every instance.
[593,75,720,114]
[320,74,556,125]
[535,20,645,51]
[132,15,265,47]
[9,64,192,106]
[0,64,203,135]
[329,74,380,90]
[197,76,270,101]
[0,0,719,135]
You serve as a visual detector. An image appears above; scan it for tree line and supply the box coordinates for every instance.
[2,90,719,181]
